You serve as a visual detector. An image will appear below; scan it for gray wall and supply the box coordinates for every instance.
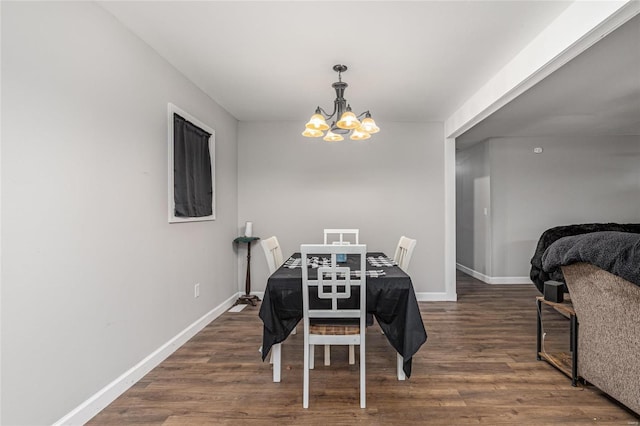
[457,135,640,279]
[1,3,238,424]
[237,121,446,296]
[456,142,491,275]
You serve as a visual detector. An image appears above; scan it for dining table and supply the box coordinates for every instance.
[259,251,427,382]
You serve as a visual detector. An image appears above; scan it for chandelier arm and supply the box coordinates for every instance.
[356,111,371,120]
[317,105,337,120]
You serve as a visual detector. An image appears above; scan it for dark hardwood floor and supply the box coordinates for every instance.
[89,272,639,424]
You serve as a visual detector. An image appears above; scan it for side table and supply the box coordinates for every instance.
[536,296,579,386]
[234,236,260,306]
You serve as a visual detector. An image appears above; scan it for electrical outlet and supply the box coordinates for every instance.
[194,283,200,298]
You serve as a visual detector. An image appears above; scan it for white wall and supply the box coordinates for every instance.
[1,3,238,425]
[237,121,446,297]
[456,135,640,281]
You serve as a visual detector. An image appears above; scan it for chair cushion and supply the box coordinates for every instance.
[309,318,360,335]
[309,323,360,335]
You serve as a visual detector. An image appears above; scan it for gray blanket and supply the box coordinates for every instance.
[541,231,640,286]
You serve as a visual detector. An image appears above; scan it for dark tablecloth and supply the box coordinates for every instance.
[259,252,427,378]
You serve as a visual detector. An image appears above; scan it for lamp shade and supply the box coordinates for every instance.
[323,130,344,142]
[350,128,371,140]
[305,114,330,131]
[336,111,360,130]
[302,128,324,138]
[360,117,380,134]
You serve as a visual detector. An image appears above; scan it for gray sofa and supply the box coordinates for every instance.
[561,262,640,415]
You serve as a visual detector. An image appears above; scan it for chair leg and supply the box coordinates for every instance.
[349,345,355,365]
[360,342,366,408]
[309,344,314,370]
[324,345,331,366]
[272,343,282,383]
[303,343,310,408]
[397,352,405,381]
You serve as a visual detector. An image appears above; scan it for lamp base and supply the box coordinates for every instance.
[236,294,261,306]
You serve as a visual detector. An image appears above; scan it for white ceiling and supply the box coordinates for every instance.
[99,1,572,123]
[457,11,640,148]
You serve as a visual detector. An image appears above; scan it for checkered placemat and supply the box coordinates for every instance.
[284,257,332,269]
[321,270,386,278]
[367,256,398,267]
[283,257,302,268]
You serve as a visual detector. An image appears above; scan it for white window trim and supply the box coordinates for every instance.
[167,103,216,223]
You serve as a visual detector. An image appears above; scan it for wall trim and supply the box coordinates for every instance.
[415,292,456,302]
[444,136,458,302]
[457,263,531,285]
[53,292,239,426]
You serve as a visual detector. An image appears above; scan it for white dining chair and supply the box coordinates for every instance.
[394,236,417,272]
[261,236,284,275]
[260,236,293,379]
[301,243,367,408]
[322,229,360,366]
[323,228,359,245]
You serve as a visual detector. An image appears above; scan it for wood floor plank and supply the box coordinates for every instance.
[88,272,639,424]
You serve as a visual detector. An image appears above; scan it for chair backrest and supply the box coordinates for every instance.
[301,244,367,324]
[394,236,417,271]
[323,228,359,245]
[261,236,284,274]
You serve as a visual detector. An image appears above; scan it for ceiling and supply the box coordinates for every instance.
[99,1,572,123]
[457,12,640,148]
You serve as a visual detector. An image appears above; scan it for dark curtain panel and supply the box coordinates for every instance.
[173,114,213,217]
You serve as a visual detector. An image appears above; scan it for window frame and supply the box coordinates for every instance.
[167,103,216,223]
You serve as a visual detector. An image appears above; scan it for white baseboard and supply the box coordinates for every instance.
[487,276,532,285]
[456,263,531,285]
[415,292,457,301]
[54,292,239,426]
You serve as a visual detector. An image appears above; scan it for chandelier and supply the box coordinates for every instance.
[302,64,380,142]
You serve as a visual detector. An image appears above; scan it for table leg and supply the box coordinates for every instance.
[536,298,542,360]
[397,353,406,381]
[272,343,281,383]
[570,313,578,387]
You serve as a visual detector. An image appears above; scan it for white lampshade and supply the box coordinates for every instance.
[305,113,330,131]
[350,128,371,140]
[323,130,344,142]
[302,128,324,138]
[360,117,380,134]
[336,111,360,130]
